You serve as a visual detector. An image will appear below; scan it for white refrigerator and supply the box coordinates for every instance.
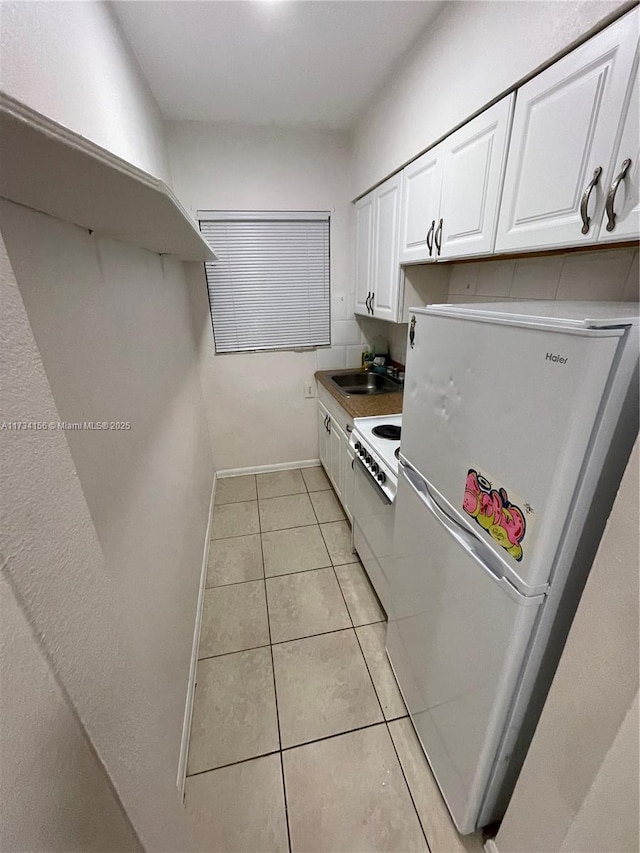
[387,301,639,834]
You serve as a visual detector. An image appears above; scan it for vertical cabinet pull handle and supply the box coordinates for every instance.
[605,158,632,232]
[426,220,435,256]
[367,292,374,315]
[434,218,443,255]
[579,166,602,234]
[409,315,416,349]
[365,292,372,314]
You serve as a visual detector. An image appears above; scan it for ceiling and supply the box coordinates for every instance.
[111,1,444,129]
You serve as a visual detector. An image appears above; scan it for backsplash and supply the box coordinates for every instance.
[447,247,638,304]
[363,246,639,366]
[317,293,368,371]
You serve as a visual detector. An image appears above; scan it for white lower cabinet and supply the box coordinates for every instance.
[317,391,355,520]
[318,402,330,472]
[342,444,355,523]
[329,420,345,501]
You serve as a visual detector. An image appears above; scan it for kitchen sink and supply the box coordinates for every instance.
[328,371,402,396]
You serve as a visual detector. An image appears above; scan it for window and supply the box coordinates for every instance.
[198,210,330,354]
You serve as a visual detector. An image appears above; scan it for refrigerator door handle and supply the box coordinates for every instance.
[400,463,543,606]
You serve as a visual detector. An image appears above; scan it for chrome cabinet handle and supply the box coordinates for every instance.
[605,158,632,232]
[579,166,602,234]
[409,315,416,349]
[426,219,435,256]
[369,292,375,315]
[346,424,353,433]
[434,218,443,255]
[323,415,329,431]
[365,292,372,314]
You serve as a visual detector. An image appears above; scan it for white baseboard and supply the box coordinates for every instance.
[216,458,321,478]
[176,474,216,796]
[484,837,500,853]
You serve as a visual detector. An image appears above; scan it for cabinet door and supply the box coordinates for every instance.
[354,193,374,317]
[439,96,514,259]
[342,443,355,522]
[318,403,330,474]
[399,147,443,264]
[329,419,346,500]
[599,53,639,243]
[495,7,639,252]
[372,174,402,322]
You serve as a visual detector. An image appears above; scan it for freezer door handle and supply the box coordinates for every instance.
[400,462,544,606]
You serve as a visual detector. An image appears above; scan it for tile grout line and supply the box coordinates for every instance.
[185,717,406,780]
[271,619,385,647]
[259,508,293,853]
[280,719,390,754]
[328,555,391,729]
[326,524,431,849]
[185,748,282,779]
[384,718,432,852]
[197,621,388,663]
[208,558,351,590]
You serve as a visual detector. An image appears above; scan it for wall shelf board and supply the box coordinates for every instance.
[0,93,215,262]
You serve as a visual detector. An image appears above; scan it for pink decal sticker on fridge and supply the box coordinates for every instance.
[463,469,534,562]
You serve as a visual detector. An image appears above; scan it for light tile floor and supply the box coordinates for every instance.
[184,467,485,853]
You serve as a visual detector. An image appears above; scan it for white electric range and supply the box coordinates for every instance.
[350,414,401,501]
[349,414,402,615]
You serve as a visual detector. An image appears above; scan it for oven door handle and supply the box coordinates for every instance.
[355,457,391,505]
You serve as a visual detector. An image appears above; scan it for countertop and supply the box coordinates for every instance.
[315,368,403,419]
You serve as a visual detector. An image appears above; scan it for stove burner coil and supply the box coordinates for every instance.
[372,424,401,441]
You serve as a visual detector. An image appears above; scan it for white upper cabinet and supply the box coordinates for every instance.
[439,96,514,259]
[399,147,443,263]
[354,173,402,320]
[496,7,639,252]
[598,53,639,243]
[354,194,374,315]
[372,174,402,320]
[398,96,513,263]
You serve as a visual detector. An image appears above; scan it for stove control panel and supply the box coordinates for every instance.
[350,433,397,501]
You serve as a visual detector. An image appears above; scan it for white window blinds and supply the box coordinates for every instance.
[198,211,331,353]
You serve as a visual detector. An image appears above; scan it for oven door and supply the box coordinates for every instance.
[352,459,395,617]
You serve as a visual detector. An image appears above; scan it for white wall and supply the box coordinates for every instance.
[351,0,632,197]
[0,0,170,182]
[0,225,198,851]
[0,195,214,772]
[495,439,639,853]
[0,575,142,853]
[167,121,364,470]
